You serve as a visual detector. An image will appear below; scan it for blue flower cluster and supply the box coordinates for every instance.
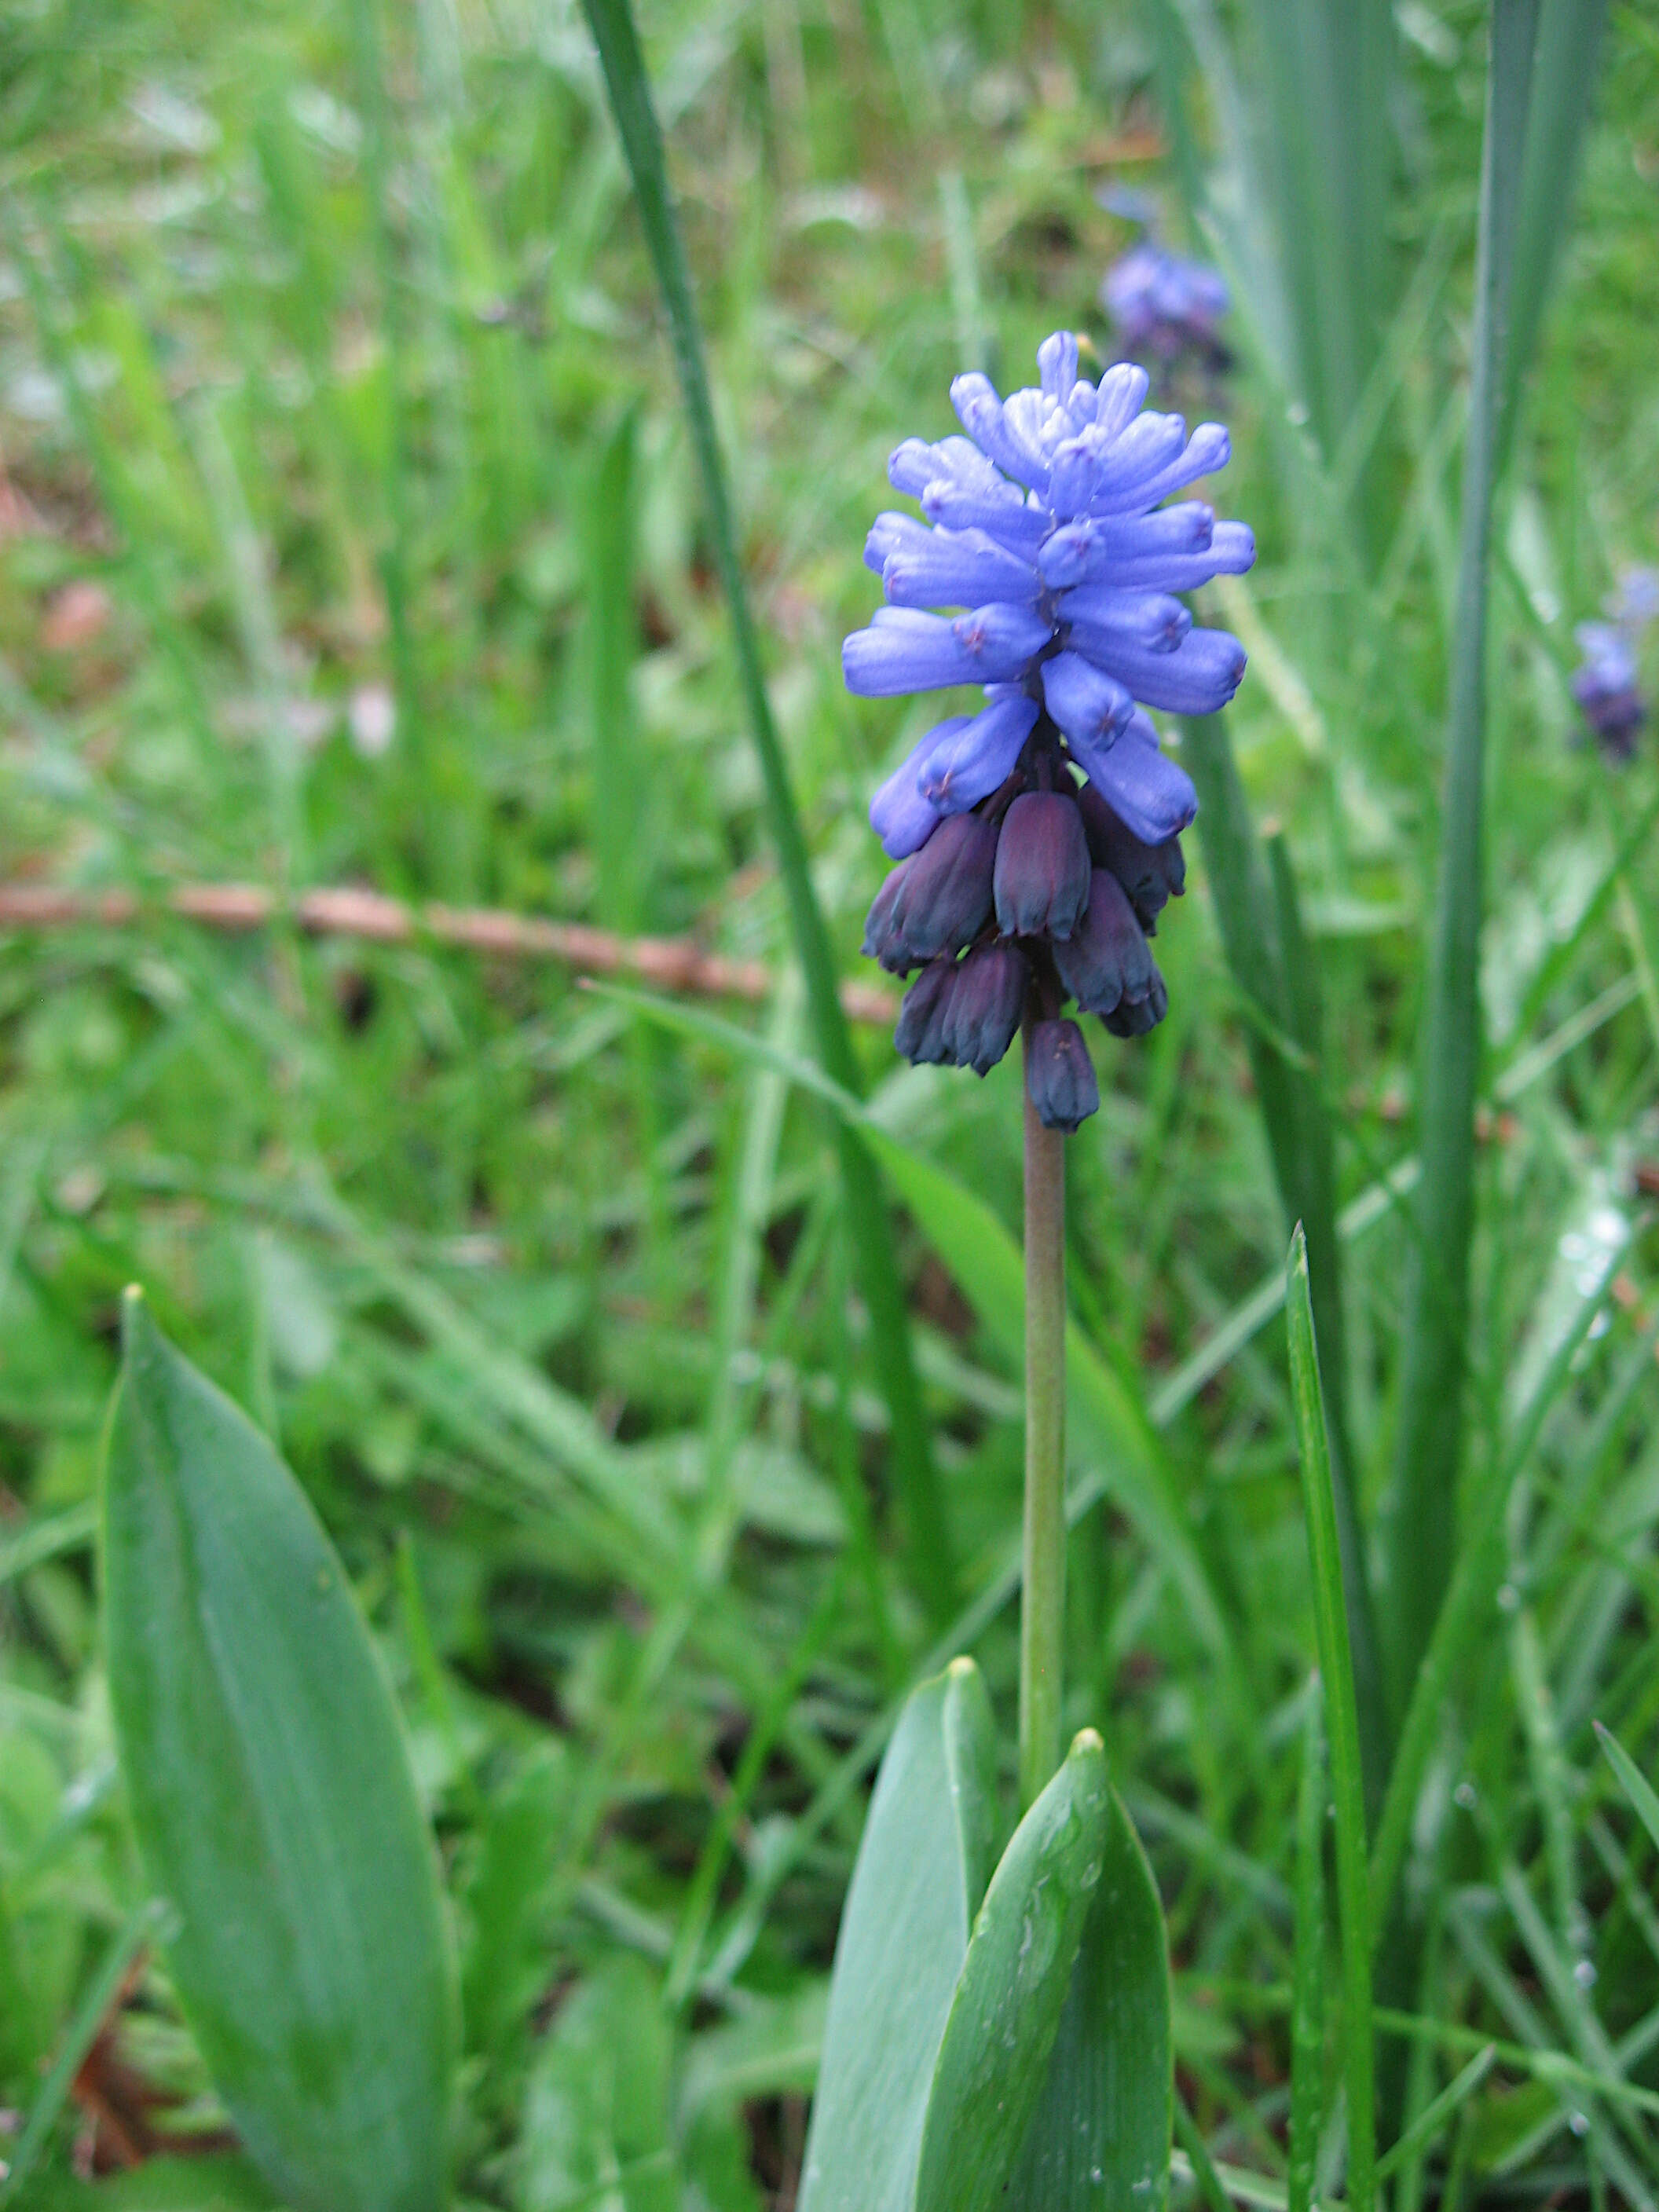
[1572,566,1657,763]
[846,331,1252,1131]
[1101,240,1230,367]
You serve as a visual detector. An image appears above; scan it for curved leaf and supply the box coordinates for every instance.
[1007,1785,1173,2212]
[916,1729,1111,2212]
[101,1291,457,2212]
[797,1657,996,2212]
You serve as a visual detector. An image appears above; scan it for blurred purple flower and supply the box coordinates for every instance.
[847,329,1252,1129]
[1101,240,1230,366]
[1572,621,1645,763]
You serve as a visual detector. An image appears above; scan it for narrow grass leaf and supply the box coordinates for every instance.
[1373,2046,1499,2184]
[101,1291,457,2212]
[577,0,950,1617]
[797,1659,996,2212]
[1386,0,1544,1715]
[1594,1725,1659,1859]
[1286,1228,1375,2212]
[1288,1684,1327,2212]
[1372,1216,1627,1936]
[1006,1785,1174,2212]
[1183,715,1382,1800]
[916,1729,1112,2212]
[0,1896,161,2208]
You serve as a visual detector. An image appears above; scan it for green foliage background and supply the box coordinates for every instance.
[2,0,1659,2201]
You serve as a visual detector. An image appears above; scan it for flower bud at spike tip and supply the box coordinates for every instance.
[1054,870,1154,1016]
[888,810,997,963]
[941,943,1028,1075]
[994,791,1091,941]
[894,957,958,1064]
[1026,1018,1101,1133]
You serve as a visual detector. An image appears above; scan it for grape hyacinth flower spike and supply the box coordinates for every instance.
[847,328,1252,1133]
[1570,569,1657,763]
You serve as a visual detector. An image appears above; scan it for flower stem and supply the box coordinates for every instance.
[1020,1035,1068,1811]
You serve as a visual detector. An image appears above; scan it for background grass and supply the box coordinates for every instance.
[2,0,1659,2202]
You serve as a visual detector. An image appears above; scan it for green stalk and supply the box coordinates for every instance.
[1385,0,1540,1713]
[1019,1038,1068,1811]
[578,0,952,1621]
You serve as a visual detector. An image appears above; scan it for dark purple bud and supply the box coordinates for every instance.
[1053,870,1155,1015]
[887,810,998,964]
[862,860,915,972]
[1025,1018,1100,1133]
[941,943,1028,1075]
[1101,964,1169,1038]
[993,791,1091,941]
[1076,782,1185,931]
[894,957,958,1064]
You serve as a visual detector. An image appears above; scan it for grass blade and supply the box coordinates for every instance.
[1385,0,1543,1716]
[1183,715,1385,1807]
[1372,1217,1627,1939]
[1246,0,1393,493]
[1498,0,1612,471]
[1287,1226,1375,2212]
[1595,1724,1659,1858]
[577,0,950,1621]
[1288,1683,1327,2212]
[0,1896,162,2207]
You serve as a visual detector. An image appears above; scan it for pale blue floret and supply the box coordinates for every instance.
[844,331,1252,858]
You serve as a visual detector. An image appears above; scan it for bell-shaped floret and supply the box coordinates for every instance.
[1053,870,1155,1016]
[888,809,998,962]
[1025,1017,1100,1131]
[1066,712,1197,846]
[894,956,958,1064]
[1076,781,1186,931]
[1101,965,1169,1037]
[941,942,1028,1075]
[869,720,965,858]
[993,791,1092,941]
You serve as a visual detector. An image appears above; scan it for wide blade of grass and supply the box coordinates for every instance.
[1184,714,1385,1809]
[1385,0,1543,1717]
[1286,1226,1375,2212]
[577,0,950,1621]
[1245,0,1393,519]
[1497,0,1612,473]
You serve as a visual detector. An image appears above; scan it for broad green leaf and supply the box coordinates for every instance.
[515,1953,677,2212]
[101,1291,457,2212]
[31,2155,280,2210]
[797,1658,996,2212]
[1005,1785,1173,2212]
[916,1729,1111,2212]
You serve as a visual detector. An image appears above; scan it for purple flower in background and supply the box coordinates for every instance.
[1572,622,1645,763]
[846,330,1252,1130]
[1101,240,1230,367]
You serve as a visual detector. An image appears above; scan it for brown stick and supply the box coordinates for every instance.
[0,881,900,1027]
